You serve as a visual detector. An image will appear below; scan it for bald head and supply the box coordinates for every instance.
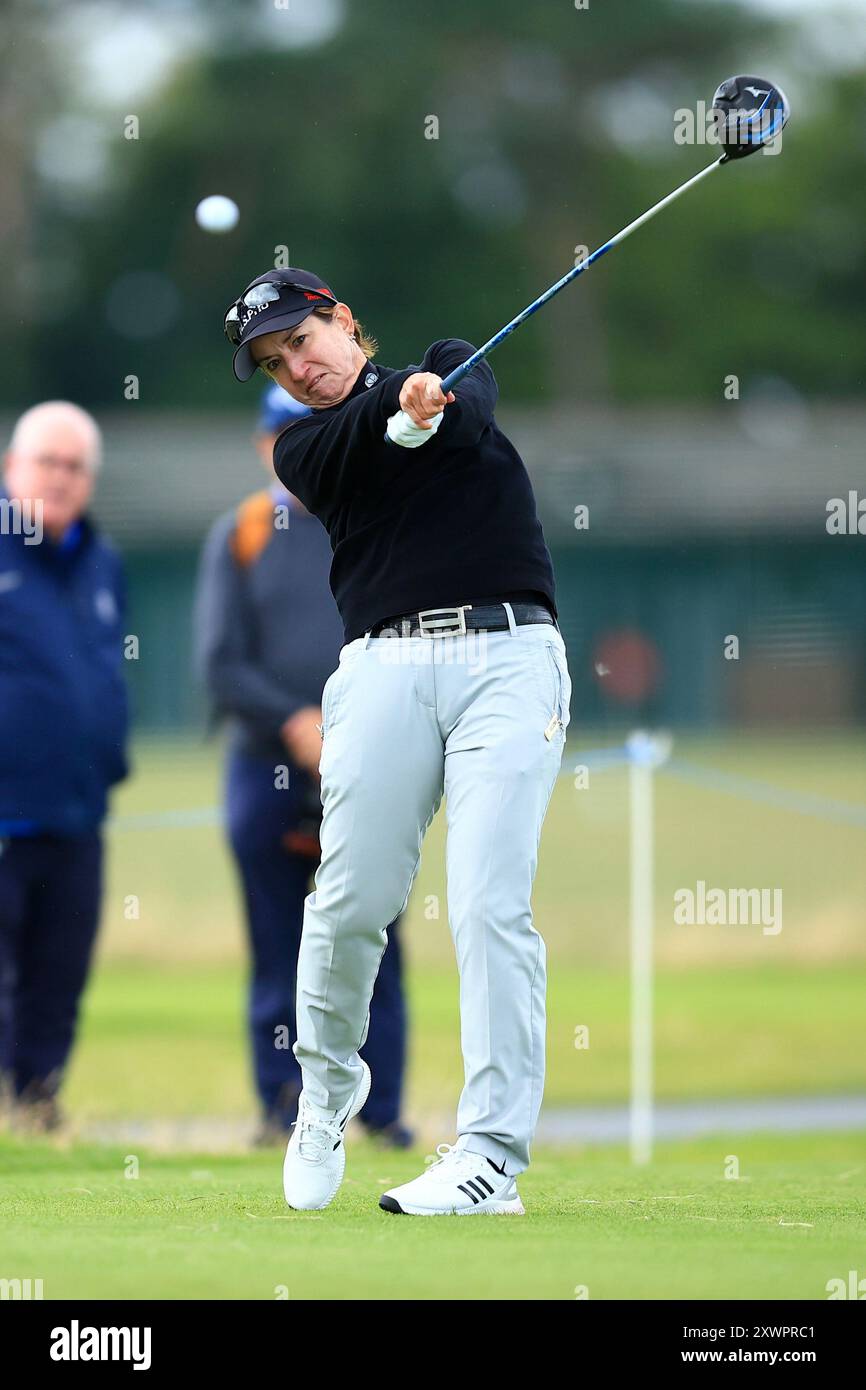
[5,401,102,539]
[9,401,102,470]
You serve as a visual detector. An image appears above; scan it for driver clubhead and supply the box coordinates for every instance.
[712,75,790,159]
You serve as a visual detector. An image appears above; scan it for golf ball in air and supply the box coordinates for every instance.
[195,195,240,233]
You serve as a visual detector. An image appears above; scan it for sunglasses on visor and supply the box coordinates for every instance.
[223,281,336,345]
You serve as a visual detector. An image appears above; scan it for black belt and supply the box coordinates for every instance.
[369,601,556,638]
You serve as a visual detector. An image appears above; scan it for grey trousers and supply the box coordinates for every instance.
[294,604,571,1175]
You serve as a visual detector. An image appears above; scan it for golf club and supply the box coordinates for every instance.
[386,74,789,440]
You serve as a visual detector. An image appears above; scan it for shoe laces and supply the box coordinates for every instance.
[426,1142,489,1180]
[292,1098,343,1161]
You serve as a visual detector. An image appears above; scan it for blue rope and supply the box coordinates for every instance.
[105,751,866,833]
[663,759,866,831]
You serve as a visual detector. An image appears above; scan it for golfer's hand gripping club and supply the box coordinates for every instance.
[385,373,455,448]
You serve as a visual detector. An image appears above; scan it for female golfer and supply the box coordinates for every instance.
[224,266,571,1215]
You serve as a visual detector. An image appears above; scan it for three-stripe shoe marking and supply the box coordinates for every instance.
[457,1175,495,1204]
[379,1144,525,1215]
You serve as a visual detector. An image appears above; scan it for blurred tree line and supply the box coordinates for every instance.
[2,0,865,410]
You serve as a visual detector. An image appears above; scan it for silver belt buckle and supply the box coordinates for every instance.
[417,604,472,637]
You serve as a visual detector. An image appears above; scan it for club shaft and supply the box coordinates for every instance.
[440,155,726,393]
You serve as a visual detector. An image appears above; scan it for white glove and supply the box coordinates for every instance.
[385,408,444,448]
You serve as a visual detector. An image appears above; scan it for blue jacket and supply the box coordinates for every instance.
[0,498,129,834]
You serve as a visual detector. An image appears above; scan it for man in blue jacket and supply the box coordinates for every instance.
[194,385,413,1148]
[0,401,129,1131]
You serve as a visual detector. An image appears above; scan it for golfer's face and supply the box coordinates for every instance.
[252,311,360,408]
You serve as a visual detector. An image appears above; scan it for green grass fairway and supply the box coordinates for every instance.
[2,1132,864,1301]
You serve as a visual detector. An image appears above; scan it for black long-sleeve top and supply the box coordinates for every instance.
[272,339,557,642]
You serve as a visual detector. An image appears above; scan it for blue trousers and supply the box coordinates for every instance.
[225,748,407,1128]
[0,832,103,1095]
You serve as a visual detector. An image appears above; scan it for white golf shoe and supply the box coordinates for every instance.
[282,1060,371,1210]
[379,1141,525,1216]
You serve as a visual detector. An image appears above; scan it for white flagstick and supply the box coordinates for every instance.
[627,731,673,1166]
